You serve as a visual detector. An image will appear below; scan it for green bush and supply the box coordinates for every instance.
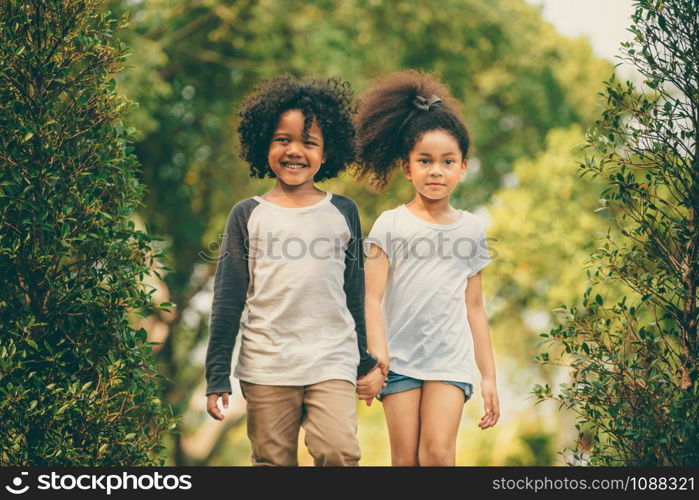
[0,0,174,465]
[534,0,698,465]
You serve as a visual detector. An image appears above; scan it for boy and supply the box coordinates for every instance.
[205,75,383,466]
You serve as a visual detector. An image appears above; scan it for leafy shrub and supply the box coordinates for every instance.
[0,0,175,465]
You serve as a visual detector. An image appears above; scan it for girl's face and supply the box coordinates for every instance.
[403,129,466,200]
[268,109,325,188]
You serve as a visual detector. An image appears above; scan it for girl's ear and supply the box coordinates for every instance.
[402,158,412,180]
[460,158,468,177]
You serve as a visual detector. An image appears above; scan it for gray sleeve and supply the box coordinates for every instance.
[205,198,259,395]
[331,195,378,378]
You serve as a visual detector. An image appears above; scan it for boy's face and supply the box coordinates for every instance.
[268,109,325,188]
[403,129,466,201]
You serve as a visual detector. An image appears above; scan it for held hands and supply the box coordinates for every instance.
[207,392,230,421]
[479,378,500,429]
[357,368,385,406]
[356,355,389,407]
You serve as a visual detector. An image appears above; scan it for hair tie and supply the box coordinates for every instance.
[412,94,442,111]
[396,94,443,139]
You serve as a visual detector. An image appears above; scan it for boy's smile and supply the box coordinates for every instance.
[280,161,308,170]
[268,109,325,188]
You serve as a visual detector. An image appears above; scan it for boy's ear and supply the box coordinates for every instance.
[460,158,468,176]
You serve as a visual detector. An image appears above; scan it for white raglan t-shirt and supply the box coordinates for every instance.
[366,204,492,385]
[205,192,377,396]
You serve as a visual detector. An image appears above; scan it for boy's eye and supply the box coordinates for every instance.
[304,140,318,147]
[274,137,289,144]
[444,159,455,166]
[418,159,431,165]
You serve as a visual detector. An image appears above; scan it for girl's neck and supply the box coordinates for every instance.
[406,193,460,224]
[262,180,325,207]
[407,192,453,214]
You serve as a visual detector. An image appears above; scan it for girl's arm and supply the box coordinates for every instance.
[364,243,391,371]
[466,271,500,429]
[356,243,390,406]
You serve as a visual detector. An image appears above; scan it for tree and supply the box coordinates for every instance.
[534,0,698,465]
[0,0,174,465]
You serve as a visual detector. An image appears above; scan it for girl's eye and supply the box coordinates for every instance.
[418,159,431,165]
[275,137,289,144]
[444,160,454,166]
[304,141,318,147]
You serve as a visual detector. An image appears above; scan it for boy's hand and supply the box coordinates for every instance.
[207,392,229,421]
[356,367,386,407]
[478,378,500,429]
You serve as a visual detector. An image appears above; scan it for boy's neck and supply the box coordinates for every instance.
[261,181,326,207]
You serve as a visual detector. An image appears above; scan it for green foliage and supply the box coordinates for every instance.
[489,126,610,315]
[483,127,612,463]
[534,0,699,465]
[487,126,613,393]
[0,0,175,465]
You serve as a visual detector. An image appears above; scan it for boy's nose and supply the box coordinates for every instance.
[286,143,302,157]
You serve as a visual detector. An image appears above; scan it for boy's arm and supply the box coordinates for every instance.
[205,200,256,396]
[333,197,378,377]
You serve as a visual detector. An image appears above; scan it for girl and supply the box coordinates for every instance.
[355,70,500,466]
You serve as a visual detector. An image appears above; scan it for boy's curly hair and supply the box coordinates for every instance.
[354,70,471,189]
[238,74,356,182]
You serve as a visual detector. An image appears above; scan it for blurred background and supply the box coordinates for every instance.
[109,0,636,465]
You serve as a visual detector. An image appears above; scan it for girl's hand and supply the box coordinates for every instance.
[373,351,390,376]
[479,378,500,429]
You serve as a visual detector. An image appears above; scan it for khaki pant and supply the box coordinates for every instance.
[240,379,360,466]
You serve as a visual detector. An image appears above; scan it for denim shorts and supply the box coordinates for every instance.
[376,370,473,403]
